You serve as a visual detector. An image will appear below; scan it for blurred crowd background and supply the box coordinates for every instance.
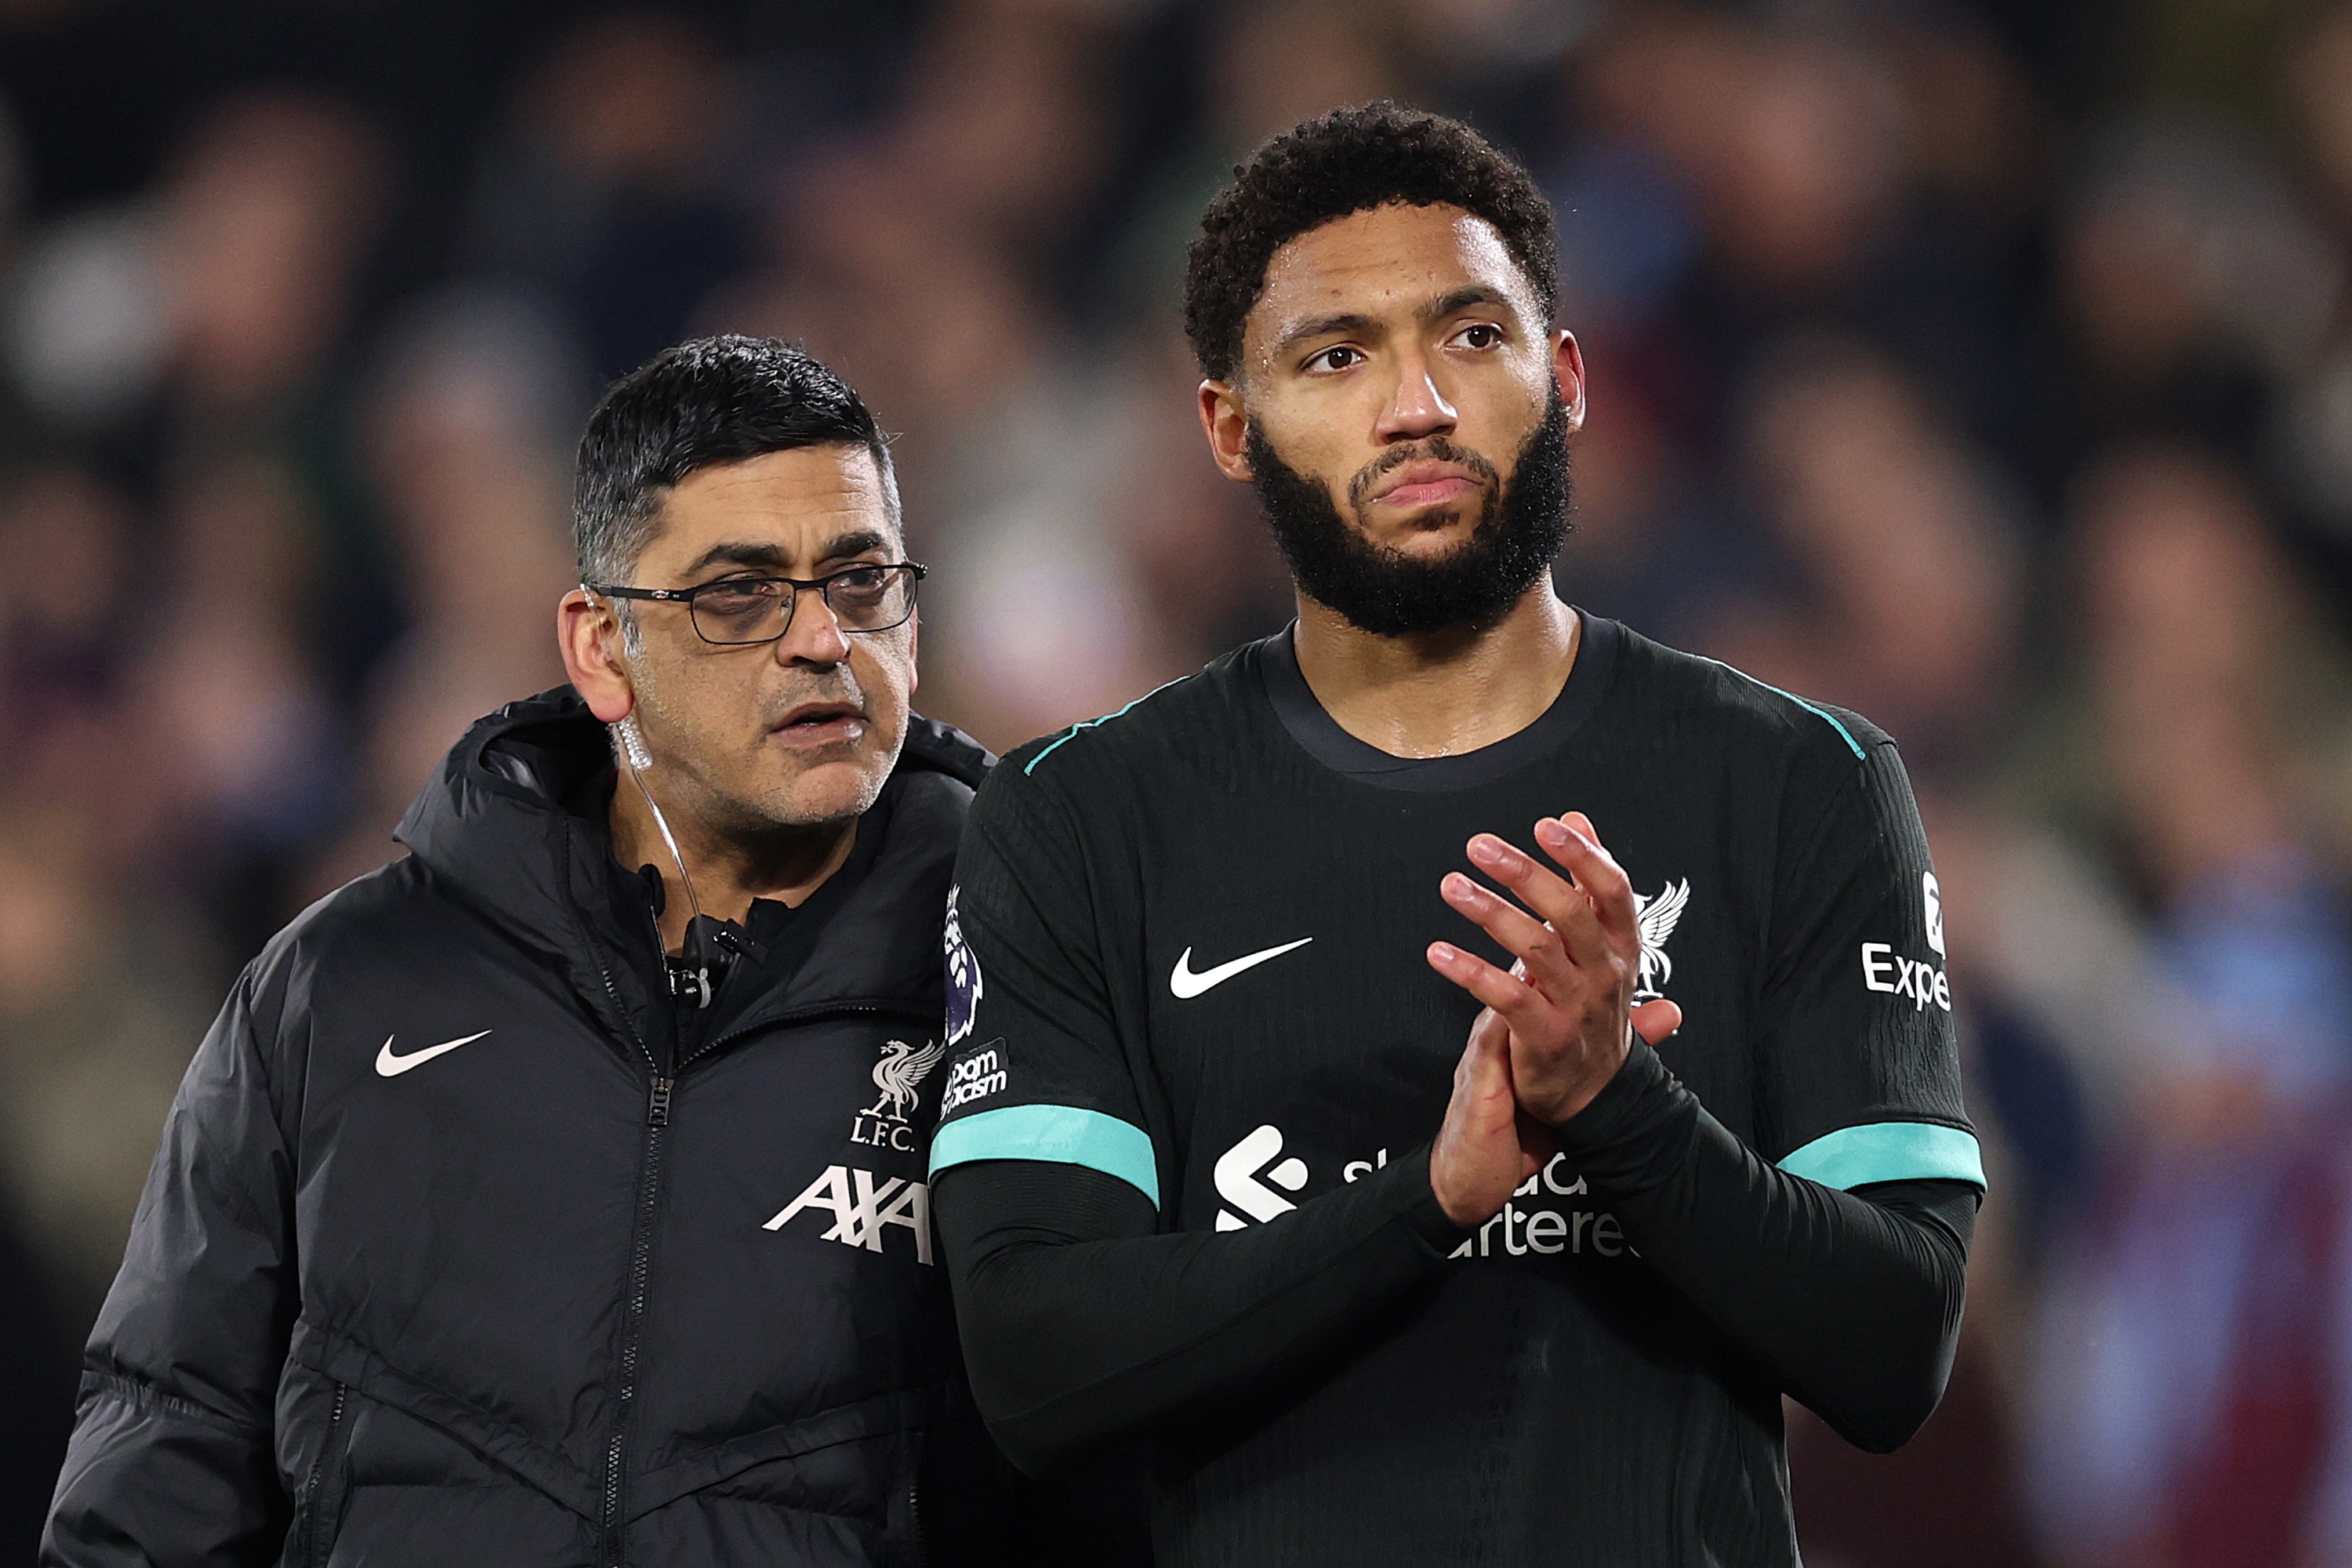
[0,0,2348,1561]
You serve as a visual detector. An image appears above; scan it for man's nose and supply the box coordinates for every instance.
[775,588,853,666]
[1374,353,1458,444]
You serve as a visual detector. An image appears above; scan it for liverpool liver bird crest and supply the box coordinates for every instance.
[869,1039,947,1121]
[1634,879,1690,999]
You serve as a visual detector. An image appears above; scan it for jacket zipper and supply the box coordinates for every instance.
[583,922,925,1562]
[601,1074,669,1566]
[586,937,667,1568]
[303,1381,349,1566]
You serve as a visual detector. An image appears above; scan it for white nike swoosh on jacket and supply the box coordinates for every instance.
[376,1030,493,1077]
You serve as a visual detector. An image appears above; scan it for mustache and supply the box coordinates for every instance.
[1345,435,1501,515]
[764,669,868,725]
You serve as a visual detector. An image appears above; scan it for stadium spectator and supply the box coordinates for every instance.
[466,12,755,385]
[2023,445,2352,1567]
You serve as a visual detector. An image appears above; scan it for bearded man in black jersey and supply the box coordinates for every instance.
[930,104,1983,1567]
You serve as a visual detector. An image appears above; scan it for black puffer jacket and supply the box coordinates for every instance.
[43,688,1000,1567]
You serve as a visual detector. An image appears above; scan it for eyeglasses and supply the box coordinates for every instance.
[588,562,927,646]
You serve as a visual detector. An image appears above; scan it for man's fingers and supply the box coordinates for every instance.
[1630,996,1682,1046]
[1465,833,1612,967]
[1441,872,1572,985]
[1428,941,1554,1029]
[1552,814,1635,935]
[1534,814,1637,947]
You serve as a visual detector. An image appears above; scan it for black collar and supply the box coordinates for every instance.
[1258,611,1619,792]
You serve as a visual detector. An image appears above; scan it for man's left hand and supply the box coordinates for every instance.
[1426,811,1683,1124]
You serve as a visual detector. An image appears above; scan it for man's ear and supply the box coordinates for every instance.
[906,607,919,699]
[1198,379,1255,483]
[1553,330,1588,435]
[558,588,636,723]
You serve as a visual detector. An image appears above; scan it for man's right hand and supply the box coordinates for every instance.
[1430,1007,1552,1226]
[1429,987,1686,1228]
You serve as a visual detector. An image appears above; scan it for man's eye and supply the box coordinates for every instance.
[1454,324,1504,350]
[1306,346,1362,373]
[699,581,775,611]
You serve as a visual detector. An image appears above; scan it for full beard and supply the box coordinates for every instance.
[1245,389,1572,637]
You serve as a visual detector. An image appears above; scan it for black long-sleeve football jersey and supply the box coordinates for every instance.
[930,615,1983,1565]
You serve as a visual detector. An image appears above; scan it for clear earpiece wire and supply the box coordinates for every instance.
[610,716,713,1007]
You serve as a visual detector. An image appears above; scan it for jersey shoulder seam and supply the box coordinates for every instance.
[1696,655,1870,760]
[1019,674,1196,776]
[1606,623,1887,760]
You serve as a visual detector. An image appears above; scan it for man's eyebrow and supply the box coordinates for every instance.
[1271,311,1385,357]
[1421,285,1512,322]
[680,531,894,579]
[816,529,891,564]
[683,540,790,575]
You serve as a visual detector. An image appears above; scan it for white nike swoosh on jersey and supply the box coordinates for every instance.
[375,1030,492,1077]
[1170,938,1313,999]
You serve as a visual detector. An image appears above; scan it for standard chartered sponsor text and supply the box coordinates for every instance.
[1345,1148,1635,1261]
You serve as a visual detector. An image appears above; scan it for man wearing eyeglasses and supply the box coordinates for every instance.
[43,336,1062,1567]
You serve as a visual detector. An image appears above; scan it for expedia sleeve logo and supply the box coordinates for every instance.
[1860,873,1952,1012]
[945,884,982,1047]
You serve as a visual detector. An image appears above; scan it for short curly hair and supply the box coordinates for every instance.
[1183,103,1558,383]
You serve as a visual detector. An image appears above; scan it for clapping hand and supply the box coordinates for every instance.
[1425,813,1682,1226]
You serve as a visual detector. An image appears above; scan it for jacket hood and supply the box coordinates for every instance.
[394,687,990,1041]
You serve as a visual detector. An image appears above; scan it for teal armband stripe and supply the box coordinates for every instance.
[929,1105,1161,1207]
[1777,1122,1986,1191]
